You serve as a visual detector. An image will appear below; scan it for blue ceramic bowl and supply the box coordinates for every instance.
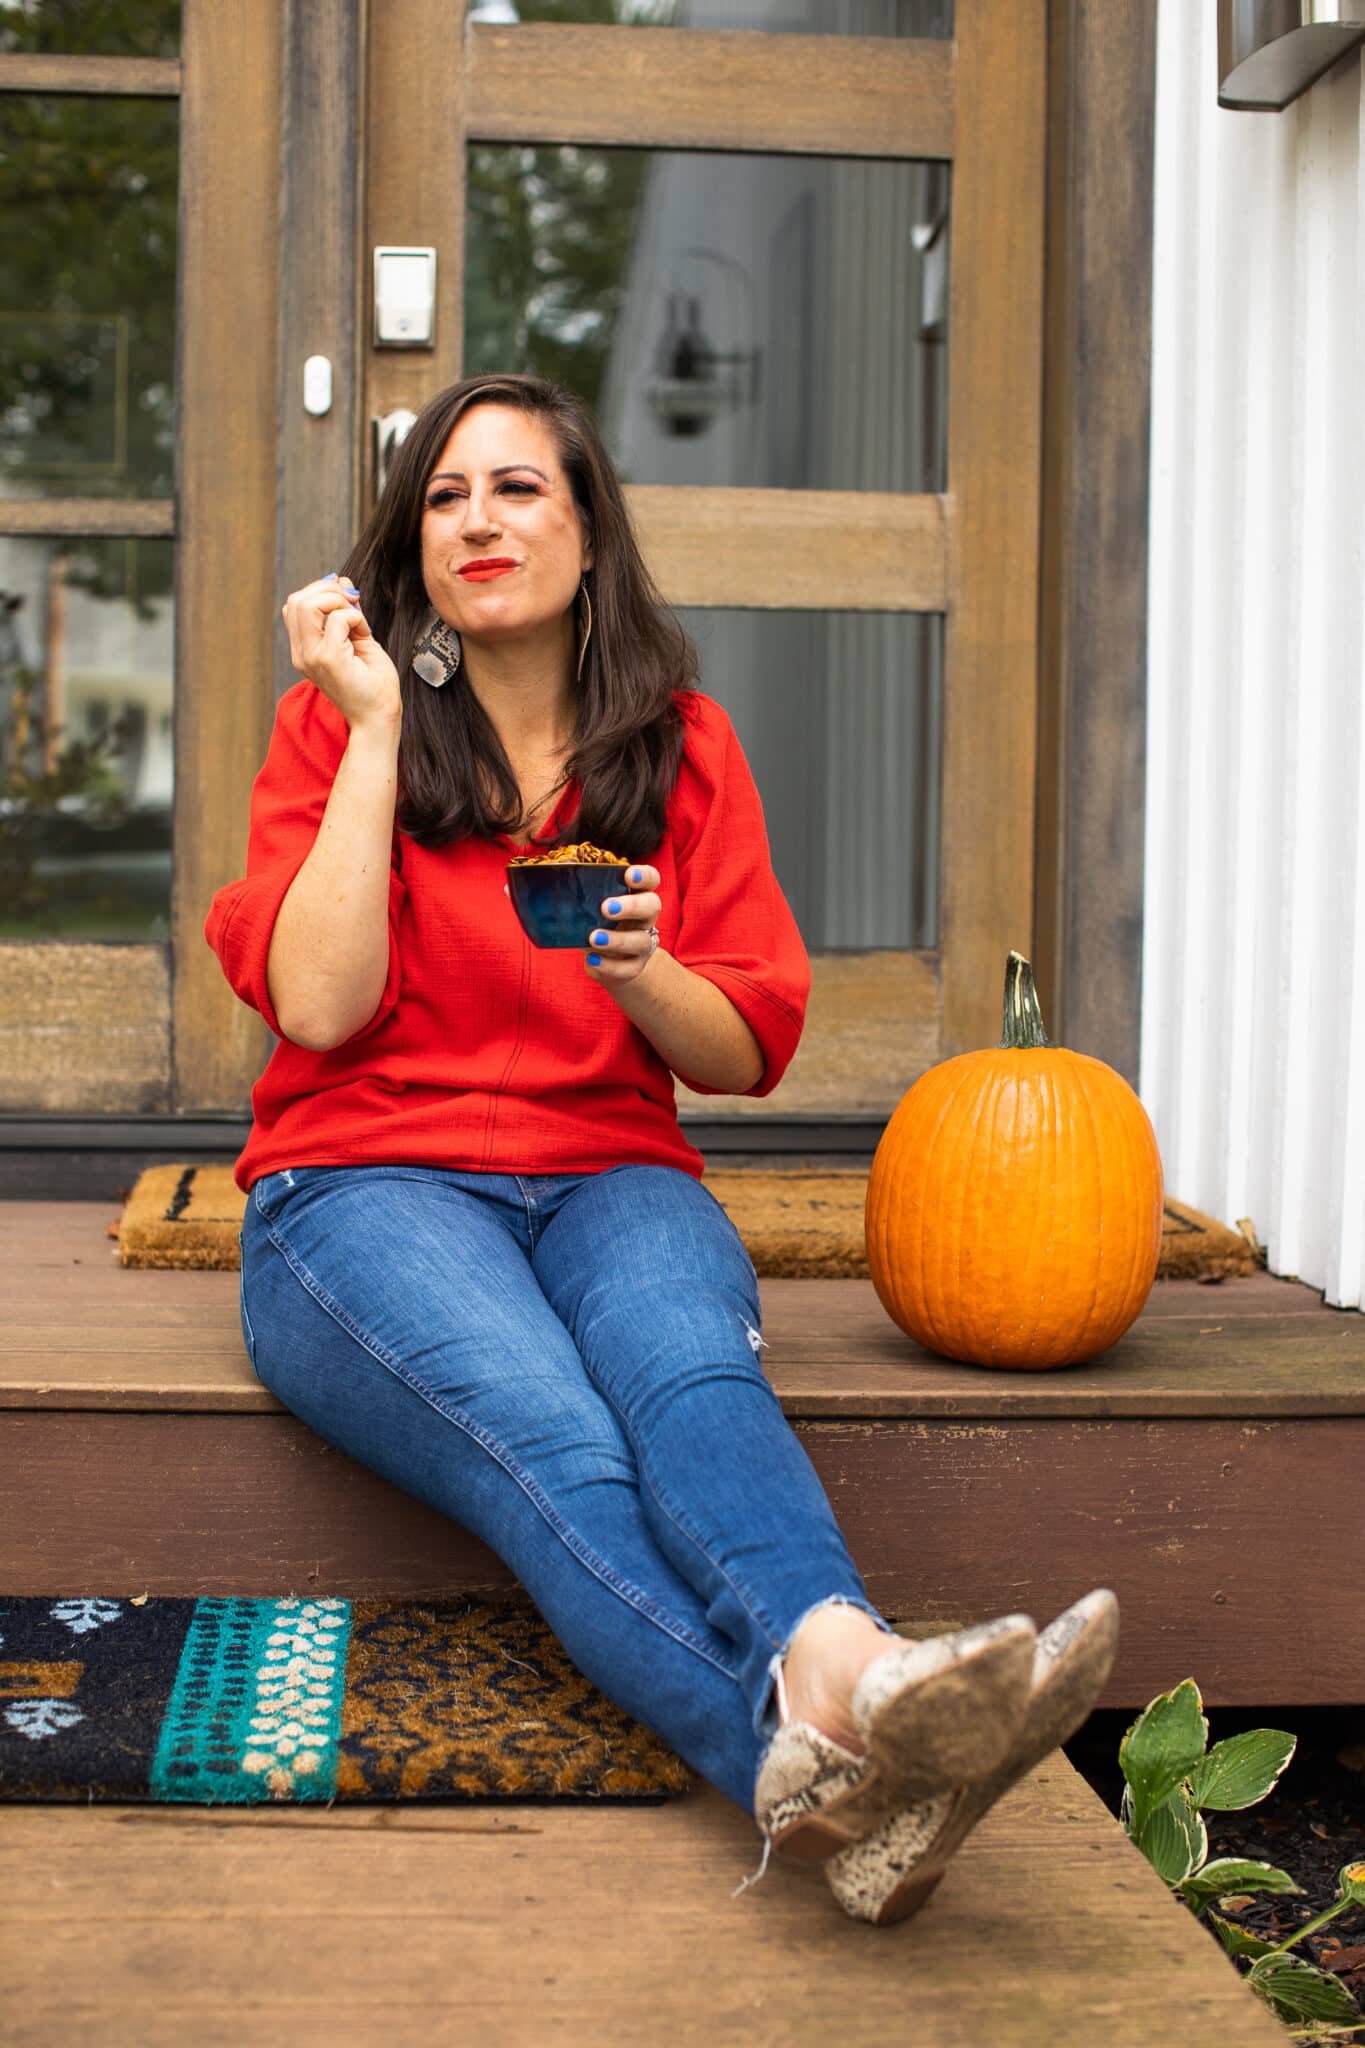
[506,860,634,949]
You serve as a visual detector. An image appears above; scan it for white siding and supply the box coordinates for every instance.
[1145,13,1365,1306]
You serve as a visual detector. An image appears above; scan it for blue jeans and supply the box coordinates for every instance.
[239,1162,889,1814]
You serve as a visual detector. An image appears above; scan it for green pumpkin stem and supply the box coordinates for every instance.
[999,951,1051,1050]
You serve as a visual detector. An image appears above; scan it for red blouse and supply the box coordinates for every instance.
[205,681,810,1191]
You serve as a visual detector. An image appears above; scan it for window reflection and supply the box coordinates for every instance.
[678,607,943,951]
[467,146,949,493]
[468,1,951,36]
[0,93,178,499]
[0,536,173,939]
[0,1,180,58]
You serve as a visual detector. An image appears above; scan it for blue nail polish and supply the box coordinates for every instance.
[587,953,601,966]
[592,931,609,946]
[607,899,621,916]
[628,869,641,883]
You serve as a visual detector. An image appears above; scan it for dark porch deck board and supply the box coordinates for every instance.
[3,1202,1363,1707]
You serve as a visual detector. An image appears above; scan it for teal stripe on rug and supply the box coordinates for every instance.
[150,1597,352,1802]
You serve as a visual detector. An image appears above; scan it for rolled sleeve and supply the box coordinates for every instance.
[670,712,810,1098]
[202,683,406,1048]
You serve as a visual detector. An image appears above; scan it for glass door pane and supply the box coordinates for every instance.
[467,144,949,492]
[0,86,177,938]
[0,0,180,58]
[469,1,951,37]
[677,607,943,952]
[0,534,173,938]
[0,92,178,499]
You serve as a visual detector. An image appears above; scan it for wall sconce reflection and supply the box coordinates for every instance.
[912,196,950,345]
[643,248,762,439]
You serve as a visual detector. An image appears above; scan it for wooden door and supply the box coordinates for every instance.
[1,0,1043,1127]
[0,2,280,1117]
[353,0,1046,1123]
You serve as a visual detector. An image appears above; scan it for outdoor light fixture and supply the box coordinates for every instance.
[643,250,761,439]
[1218,0,1365,109]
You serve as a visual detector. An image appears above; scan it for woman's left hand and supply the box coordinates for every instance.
[585,865,663,986]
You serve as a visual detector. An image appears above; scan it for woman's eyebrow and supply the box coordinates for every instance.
[428,465,551,483]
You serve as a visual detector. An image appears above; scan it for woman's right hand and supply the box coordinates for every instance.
[281,573,402,733]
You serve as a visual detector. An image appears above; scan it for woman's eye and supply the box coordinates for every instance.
[425,481,536,507]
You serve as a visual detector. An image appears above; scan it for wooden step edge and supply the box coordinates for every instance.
[4,1379,1365,1419]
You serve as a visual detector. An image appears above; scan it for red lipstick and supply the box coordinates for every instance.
[459,558,518,581]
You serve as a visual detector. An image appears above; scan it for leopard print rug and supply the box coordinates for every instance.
[0,1592,690,1804]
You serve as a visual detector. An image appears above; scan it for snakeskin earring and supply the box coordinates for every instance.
[576,579,593,683]
[412,608,462,689]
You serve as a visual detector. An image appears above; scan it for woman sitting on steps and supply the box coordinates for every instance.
[207,371,1118,1926]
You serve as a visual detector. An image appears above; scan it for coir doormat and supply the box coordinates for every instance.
[116,1163,1265,1282]
[0,1593,689,1805]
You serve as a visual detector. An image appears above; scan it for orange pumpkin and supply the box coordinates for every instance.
[865,952,1164,1370]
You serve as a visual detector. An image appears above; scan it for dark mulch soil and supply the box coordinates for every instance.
[1066,1704,1365,2031]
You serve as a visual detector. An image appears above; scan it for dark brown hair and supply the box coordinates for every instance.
[341,373,696,856]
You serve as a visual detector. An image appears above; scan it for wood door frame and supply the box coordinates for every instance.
[171,0,283,1112]
[270,1,367,708]
[1034,0,1158,1090]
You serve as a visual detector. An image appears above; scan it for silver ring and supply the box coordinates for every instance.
[647,924,660,953]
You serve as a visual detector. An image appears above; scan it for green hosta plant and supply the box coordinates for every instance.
[1120,1680,1365,2039]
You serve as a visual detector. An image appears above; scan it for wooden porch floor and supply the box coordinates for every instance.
[0,1199,1351,2045]
[0,1761,1285,2047]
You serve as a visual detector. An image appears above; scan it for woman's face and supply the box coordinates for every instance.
[420,403,592,644]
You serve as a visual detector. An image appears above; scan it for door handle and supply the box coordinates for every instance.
[373,408,417,498]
